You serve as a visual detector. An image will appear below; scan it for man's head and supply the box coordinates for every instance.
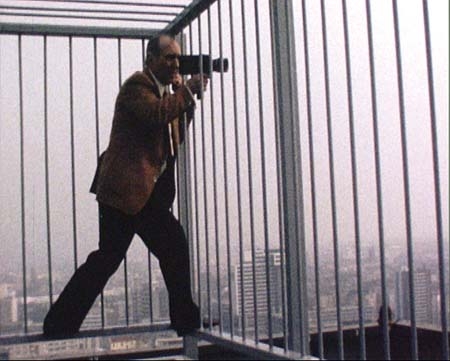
[145,34,181,85]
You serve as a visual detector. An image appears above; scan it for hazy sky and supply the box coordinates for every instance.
[0,0,448,297]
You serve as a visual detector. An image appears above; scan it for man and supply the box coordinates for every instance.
[43,34,208,338]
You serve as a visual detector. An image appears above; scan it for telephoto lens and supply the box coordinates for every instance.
[179,55,229,75]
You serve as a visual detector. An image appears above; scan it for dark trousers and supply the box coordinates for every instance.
[43,168,199,336]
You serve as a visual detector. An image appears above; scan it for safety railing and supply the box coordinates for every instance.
[174,1,448,359]
[0,0,448,360]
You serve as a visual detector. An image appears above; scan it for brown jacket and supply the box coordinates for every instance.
[92,70,194,215]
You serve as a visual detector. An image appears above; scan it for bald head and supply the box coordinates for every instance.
[146,34,175,63]
[145,34,181,85]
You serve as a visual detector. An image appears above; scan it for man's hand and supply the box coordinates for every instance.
[186,74,209,96]
[171,73,183,92]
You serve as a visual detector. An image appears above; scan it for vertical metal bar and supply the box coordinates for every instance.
[198,17,212,326]
[199,14,211,326]
[278,223,289,351]
[94,38,100,160]
[365,1,391,358]
[93,38,101,184]
[177,30,191,297]
[218,0,234,338]
[269,0,309,354]
[43,35,53,307]
[206,6,222,333]
[392,1,418,358]
[177,31,192,256]
[175,32,182,223]
[422,1,449,358]
[300,0,323,357]
[188,23,202,320]
[279,237,289,350]
[176,91,182,221]
[0,36,1,154]
[117,37,130,327]
[69,36,78,271]
[267,1,290,343]
[141,38,154,325]
[183,334,199,359]
[320,1,343,358]
[176,29,196,331]
[147,252,154,323]
[18,34,28,334]
[183,34,195,330]
[93,36,106,329]
[341,0,366,358]
[285,0,309,353]
[239,0,259,342]
[253,0,273,347]
[228,0,246,339]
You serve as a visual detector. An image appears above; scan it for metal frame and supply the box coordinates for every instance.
[0,0,188,29]
[165,0,217,35]
[269,0,310,355]
[0,23,159,39]
[197,330,315,360]
[0,323,172,347]
[1,0,447,360]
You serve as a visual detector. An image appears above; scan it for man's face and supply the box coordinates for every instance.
[149,37,181,85]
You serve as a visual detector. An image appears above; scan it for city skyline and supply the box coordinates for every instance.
[1,241,446,325]
[1,240,447,358]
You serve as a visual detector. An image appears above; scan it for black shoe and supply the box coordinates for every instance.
[43,321,78,340]
[176,327,198,337]
[174,318,219,336]
[202,317,220,329]
[43,330,78,340]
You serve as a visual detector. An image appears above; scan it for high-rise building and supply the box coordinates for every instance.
[129,278,170,324]
[395,267,432,325]
[0,285,18,333]
[234,249,283,337]
[131,279,149,324]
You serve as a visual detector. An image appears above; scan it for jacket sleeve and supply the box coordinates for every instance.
[117,80,195,130]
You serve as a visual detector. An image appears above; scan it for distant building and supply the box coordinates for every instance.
[131,280,149,324]
[22,296,48,325]
[395,268,432,325]
[155,287,170,321]
[81,307,103,330]
[130,278,170,324]
[431,290,441,326]
[0,285,18,331]
[234,249,283,337]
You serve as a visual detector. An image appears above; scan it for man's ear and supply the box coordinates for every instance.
[146,55,154,68]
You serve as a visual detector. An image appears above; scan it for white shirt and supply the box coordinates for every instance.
[146,68,170,99]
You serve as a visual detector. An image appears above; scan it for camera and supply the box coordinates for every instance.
[179,55,229,75]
